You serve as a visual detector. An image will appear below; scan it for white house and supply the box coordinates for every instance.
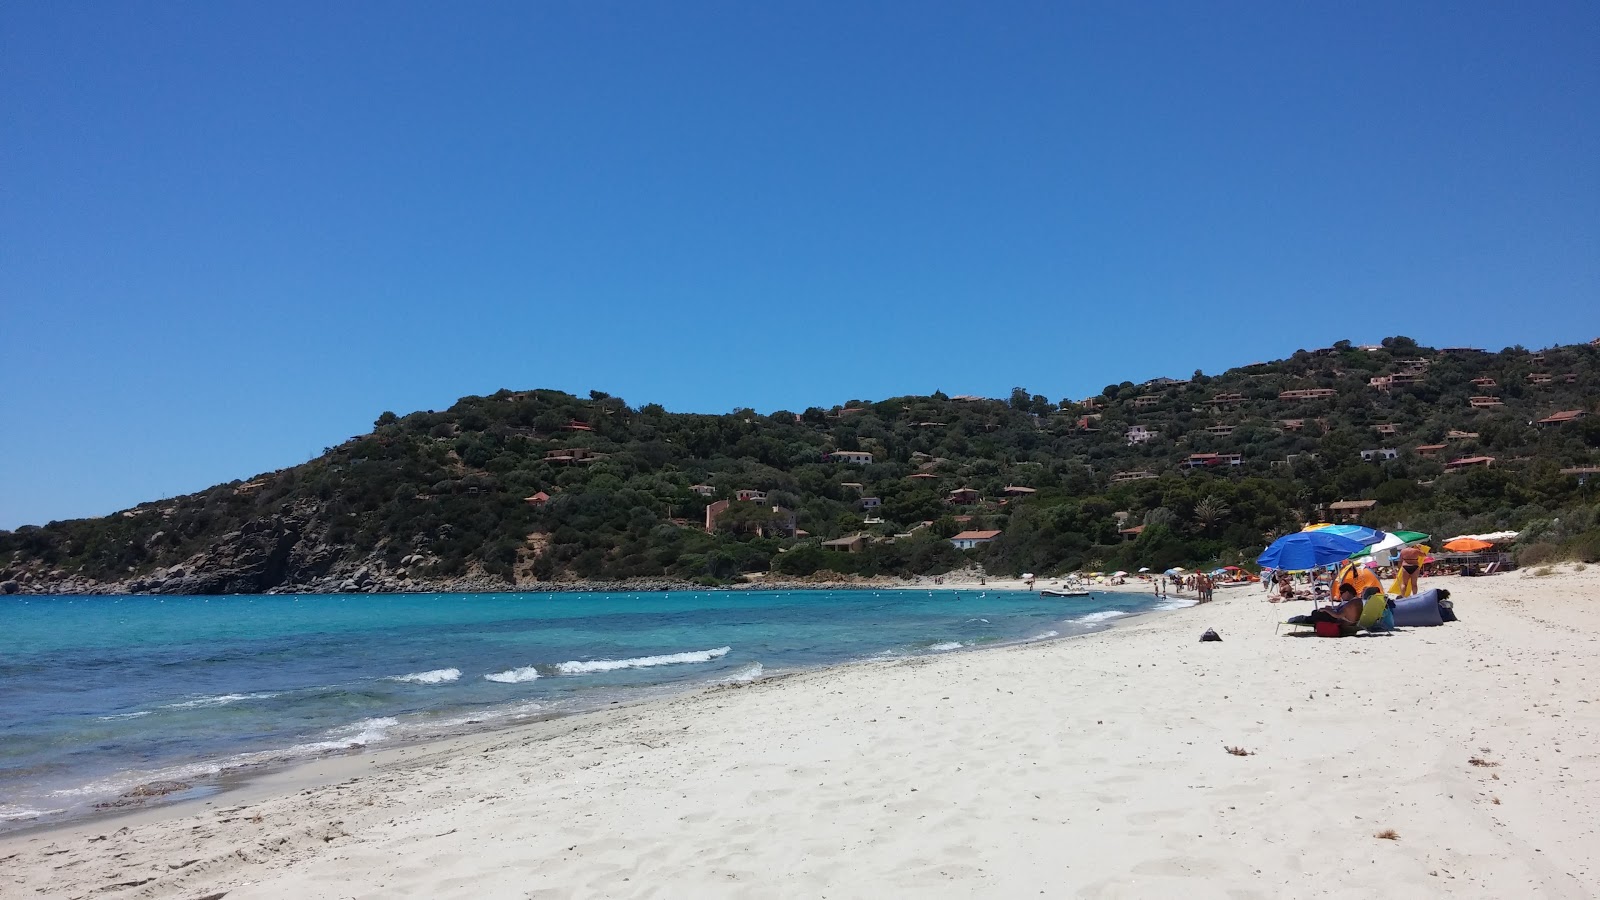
[1126,425,1158,445]
[829,450,874,465]
[949,529,1002,550]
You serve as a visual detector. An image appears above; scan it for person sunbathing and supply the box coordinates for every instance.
[1286,584,1364,627]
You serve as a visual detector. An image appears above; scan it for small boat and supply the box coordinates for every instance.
[1040,589,1091,598]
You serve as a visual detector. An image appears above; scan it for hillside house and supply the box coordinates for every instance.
[544,448,607,465]
[1002,485,1037,498]
[1079,397,1102,411]
[907,472,939,481]
[1537,410,1587,427]
[1414,444,1447,458]
[1471,377,1498,388]
[1447,430,1480,441]
[1205,424,1236,436]
[1374,423,1398,436]
[1527,373,1553,386]
[1133,396,1162,409]
[1126,425,1158,445]
[1111,470,1157,483]
[828,450,875,465]
[1280,419,1305,431]
[1181,453,1242,470]
[705,501,796,536]
[735,489,768,503]
[946,487,981,505]
[1078,414,1102,431]
[1468,396,1504,408]
[949,530,1002,550]
[1370,373,1424,391]
[857,497,882,511]
[1327,499,1378,522]
[1206,393,1245,407]
[822,534,868,553]
[561,420,594,432]
[689,484,715,497]
[1279,388,1338,400]
[1445,456,1496,471]
[1360,448,1399,462]
[1118,525,1145,541]
[523,492,551,507]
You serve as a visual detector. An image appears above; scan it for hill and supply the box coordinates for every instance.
[5,335,1600,594]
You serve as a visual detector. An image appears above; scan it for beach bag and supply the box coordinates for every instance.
[1314,621,1343,637]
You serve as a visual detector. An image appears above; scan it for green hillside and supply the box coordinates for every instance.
[5,336,1600,593]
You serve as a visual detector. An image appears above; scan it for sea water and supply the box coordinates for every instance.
[0,588,1186,830]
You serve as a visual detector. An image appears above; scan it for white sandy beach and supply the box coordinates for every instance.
[4,568,1596,899]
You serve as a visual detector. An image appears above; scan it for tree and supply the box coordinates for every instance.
[1193,496,1231,534]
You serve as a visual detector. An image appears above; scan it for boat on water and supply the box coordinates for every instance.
[1040,589,1092,598]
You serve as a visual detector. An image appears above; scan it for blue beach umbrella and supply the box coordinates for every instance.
[1305,524,1386,546]
[1257,531,1369,571]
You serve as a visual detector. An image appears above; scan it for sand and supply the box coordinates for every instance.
[4,566,1596,899]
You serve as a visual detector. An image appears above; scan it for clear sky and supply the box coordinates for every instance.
[2,2,1597,529]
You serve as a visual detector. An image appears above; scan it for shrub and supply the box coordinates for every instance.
[1517,542,1560,567]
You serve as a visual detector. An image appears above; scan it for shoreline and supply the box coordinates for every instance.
[2,584,1173,839]
[10,569,1589,896]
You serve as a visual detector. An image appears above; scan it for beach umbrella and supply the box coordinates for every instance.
[1165,567,1186,575]
[1257,531,1368,571]
[1301,523,1338,531]
[1313,524,1385,546]
[1138,567,1151,572]
[1443,537,1494,553]
[1111,570,1128,577]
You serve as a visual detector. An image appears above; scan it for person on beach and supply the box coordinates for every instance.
[1287,583,1365,629]
[1392,544,1422,597]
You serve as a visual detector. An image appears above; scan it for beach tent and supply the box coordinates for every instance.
[1443,537,1494,553]
[1258,531,1368,571]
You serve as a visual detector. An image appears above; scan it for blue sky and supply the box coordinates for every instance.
[2,1,1597,528]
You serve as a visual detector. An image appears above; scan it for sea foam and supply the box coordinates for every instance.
[389,668,461,685]
[555,646,731,674]
[718,662,765,684]
[161,692,277,710]
[927,641,966,652]
[1076,610,1129,625]
[484,666,541,684]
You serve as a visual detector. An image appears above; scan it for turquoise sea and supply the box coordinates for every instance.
[0,588,1183,830]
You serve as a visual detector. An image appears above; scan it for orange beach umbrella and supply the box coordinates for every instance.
[1442,537,1494,553]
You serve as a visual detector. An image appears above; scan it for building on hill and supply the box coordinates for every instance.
[1279,388,1338,400]
[1279,419,1305,432]
[946,487,980,505]
[1440,347,1487,355]
[544,448,607,465]
[828,450,874,465]
[1445,456,1496,471]
[1360,448,1399,462]
[1527,373,1553,385]
[1369,373,1424,392]
[523,492,551,506]
[1181,453,1242,469]
[1126,425,1157,445]
[1374,423,1398,436]
[907,472,939,481]
[1118,524,1144,541]
[562,420,593,432]
[689,484,715,497]
[1002,485,1037,498]
[1204,424,1236,436]
[1471,377,1498,388]
[1537,410,1587,427]
[735,489,768,503]
[822,534,868,553]
[1415,444,1447,458]
[949,530,1002,550]
[1111,470,1157,483]
[1326,499,1378,522]
[1206,393,1244,406]
[857,497,882,511]
[705,501,796,537]
[1468,396,1504,408]
[1133,396,1161,409]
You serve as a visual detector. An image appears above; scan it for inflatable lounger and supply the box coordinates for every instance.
[1393,588,1451,627]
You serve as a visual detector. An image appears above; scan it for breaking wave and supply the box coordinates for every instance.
[1075,610,1129,625]
[484,666,541,684]
[718,663,765,684]
[161,692,278,710]
[555,646,731,674]
[389,668,461,685]
[927,641,966,652]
